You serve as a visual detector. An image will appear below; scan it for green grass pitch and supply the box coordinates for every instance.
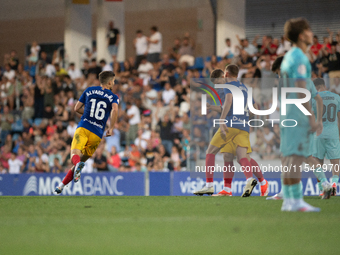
[0,196,339,255]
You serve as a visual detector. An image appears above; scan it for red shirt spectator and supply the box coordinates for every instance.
[311,36,323,56]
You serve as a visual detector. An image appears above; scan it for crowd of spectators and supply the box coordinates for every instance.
[1,23,340,174]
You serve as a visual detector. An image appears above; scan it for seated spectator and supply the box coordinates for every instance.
[51,157,62,173]
[222,38,236,59]
[67,63,82,80]
[66,119,77,137]
[137,57,153,80]
[99,59,113,72]
[178,36,195,67]
[128,144,141,171]
[8,152,23,174]
[162,82,176,105]
[93,147,107,171]
[107,146,121,172]
[170,146,181,171]
[27,41,40,64]
[237,50,253,70]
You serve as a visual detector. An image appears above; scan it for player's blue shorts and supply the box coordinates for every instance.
[312,138,340,160]
[280,126,312,158]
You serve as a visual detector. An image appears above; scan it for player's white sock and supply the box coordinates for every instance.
[206,182,213,188]
[223,187,232,192]
[260,180,266,186]
[59,182,65,189]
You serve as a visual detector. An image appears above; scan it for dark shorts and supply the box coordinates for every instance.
[147,53,160,63]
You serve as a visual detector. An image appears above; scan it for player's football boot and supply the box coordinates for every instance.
[212,190,232,196]
[74,162,85,183]
[331,183,337,196]
[282,200,320,212]
[241,178,257,197]
[266,192,283,200]
[260,180,269,196]
[193,185,214,196]
[321,181,332,199]
[53,186,63,195]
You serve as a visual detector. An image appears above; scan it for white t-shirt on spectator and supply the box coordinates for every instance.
[102,64,113,72]
[31,45,41,57]
[83,158,94,173]
[4,70,15,80]
[222,46,235,57]
[8,159,23,174]
[134,137,148,150]
[45,64,56,77]
[135,36,148,56]
[138,62,153,79]
[127,105,141,125]
[148,32,162,54]
[145,89,157,105]
[162,89,176,104]
[68,68,82,80]
[244,44,258,56]
[264,132,274,143]
[67,124,77,137]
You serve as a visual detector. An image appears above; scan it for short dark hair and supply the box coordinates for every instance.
[313,78,325,87]
[313,35,318,39]
[225,38,230,42]
[151,26,158,32]
[91,58,96,62]
[69,62,75,66]
[284,18,311,44]
[99,59,106,64]
[225,64,239,78]
[210,69,224,83]
[136,30,142,34]
[271,56,284,72]
[99,71,115,85]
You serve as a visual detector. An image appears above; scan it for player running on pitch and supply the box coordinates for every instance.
[54,71,119,194]
[279,18,332,211]
[194,65,265,197]
[311,78,340,196]
[196,68,268,197]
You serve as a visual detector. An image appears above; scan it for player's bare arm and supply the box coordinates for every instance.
[296,80,323,135]
[219,93,232,136]
[74,101,84,115]
[106,102,118,137]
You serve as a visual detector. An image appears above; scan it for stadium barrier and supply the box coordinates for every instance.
[0,172,332,196]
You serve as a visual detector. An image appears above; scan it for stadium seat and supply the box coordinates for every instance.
[193,57,204,70]
[120,62,125,72]
[206,56,211,62]
[11,120,23,132]
[217,56,222,62]
[33,118,43,126]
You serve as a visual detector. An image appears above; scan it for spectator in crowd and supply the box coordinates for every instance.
[147,26,162,65]
[67,63,82,80]
[178,35,195,67]
[222,38,236,59]
[325,41,340,79]
[9,50,19,70]
[162,82,176,105]
[126,101,141,146]
[0,106,14,146]
[93,146,107,172]
[107,20,120,63]
[27,41,40,65]
[137,57,153,81]
[8,152,23,174]
[169,37,181,60]
[107,146,121,172]
[99,59,113,72]
[134,30,148,68]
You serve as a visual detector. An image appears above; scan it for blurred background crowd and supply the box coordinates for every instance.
[1,22,340,174]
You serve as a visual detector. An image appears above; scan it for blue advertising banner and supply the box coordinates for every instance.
[171,172,331,196]
[0,173,145,196]
[149,172,170,196]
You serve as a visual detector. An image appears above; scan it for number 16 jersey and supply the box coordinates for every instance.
[78,86,119,138]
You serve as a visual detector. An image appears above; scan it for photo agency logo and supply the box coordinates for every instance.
[197,80,312,128]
